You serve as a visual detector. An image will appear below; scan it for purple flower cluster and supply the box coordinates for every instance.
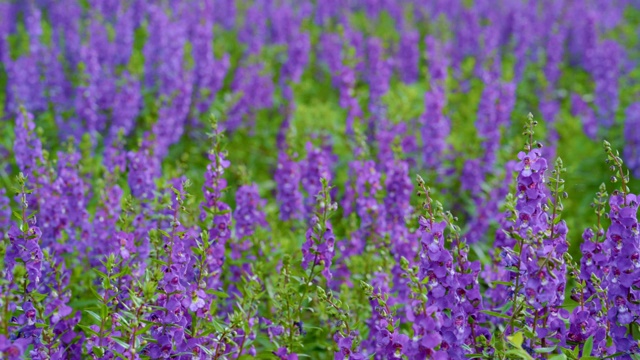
[624,103,640,178]
[274,150,304,221]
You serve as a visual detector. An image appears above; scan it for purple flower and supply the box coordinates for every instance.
[396,30,420,84]
[590,40,624,129]
[366,37,392,113]
[623,103,640,178]
[421,88,449,174]
[301,143,333,217]
[334,331,365,360]
[233,183,268,258]
[571,94,598,140]
[127,148,156,203]
[274,150,304,221]
[302,215,336,281]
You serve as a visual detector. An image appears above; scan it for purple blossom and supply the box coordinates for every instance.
[274,150,304,221]
[7,223,43,293]
[421,88,449,174]
[396,30,420,84]
[603,193,640,353]
[590,40,624,129]
[110,74,141,139]
[571,94,598,140]
[334,330,365,360]
[366,37,392,113]
[234,183,267,243]
[624,103,640,178]
[544,30,566,86]
[193,6,230,114]
[127,148,157,203]
[13,109,44,181]
[302,214,336,281]
[227,63,274,132]
[301,143,333,217]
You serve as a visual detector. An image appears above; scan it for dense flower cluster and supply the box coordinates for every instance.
[2,1,640,359]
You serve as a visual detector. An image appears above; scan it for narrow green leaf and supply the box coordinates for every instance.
[583,335,594,357]
[481,310,510,320]
[534,346,557,353]
[85,310,102,323]
[504,349,534,360]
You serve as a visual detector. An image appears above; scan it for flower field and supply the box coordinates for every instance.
[2,0,640,359]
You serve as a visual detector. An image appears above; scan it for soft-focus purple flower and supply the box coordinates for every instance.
[570,94,598,140]
[366,37,392,113]
[275,150,304,221]
[227,63,274,132]
[301,143,333,217]
[421,88,449,174]
[334,330,365,360]
[14,109,44,182]
[234,183,267,241]
[624,103,640,178]
[302,214,336,281]
[590,40,624,129]
[396,30,420,84]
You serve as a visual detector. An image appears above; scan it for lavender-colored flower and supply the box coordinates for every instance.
[227,63,274,132]
[302,214,336,281]
[301,143,333,217]
[5,54,43,115]
[337,62,362,136]
[384,159,412,231]
[362,273,409,358]
[544,30,566,86]
[334,330,365,360]
[0,336,30,359]
[13,108,44,181]
[74,44,101,137]
[421,88,449,173]
[396,30,420,84]
[571,94,598,140]
[234,183,267,241]
[0,189,10,236]
[7,223,43,293]
[274,150,304,221]
[127,148,156,203]
[366,37,392,113]
[623,103,640,178]
[496,81,516,129]
[425,35,448,90]
[110,74,141,139]
[192,6,230,114]
[590,40,624,129]
[602,193,640,353]
[301,180,336,281]
[511,6,534,82]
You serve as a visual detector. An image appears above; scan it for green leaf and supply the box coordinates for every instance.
[205,289,230,299]
[508,331,524,348]
[481,310,511,319]
[491,280,513,286]
[582,335,594,357]
[602,353,627,359]
[549,354,567,360]
[77,324,99,337]
[534,346,557,353]
[85,310,102,323]
[561,347,579,360]
[505,349,534,360]
[111,337,130,349]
